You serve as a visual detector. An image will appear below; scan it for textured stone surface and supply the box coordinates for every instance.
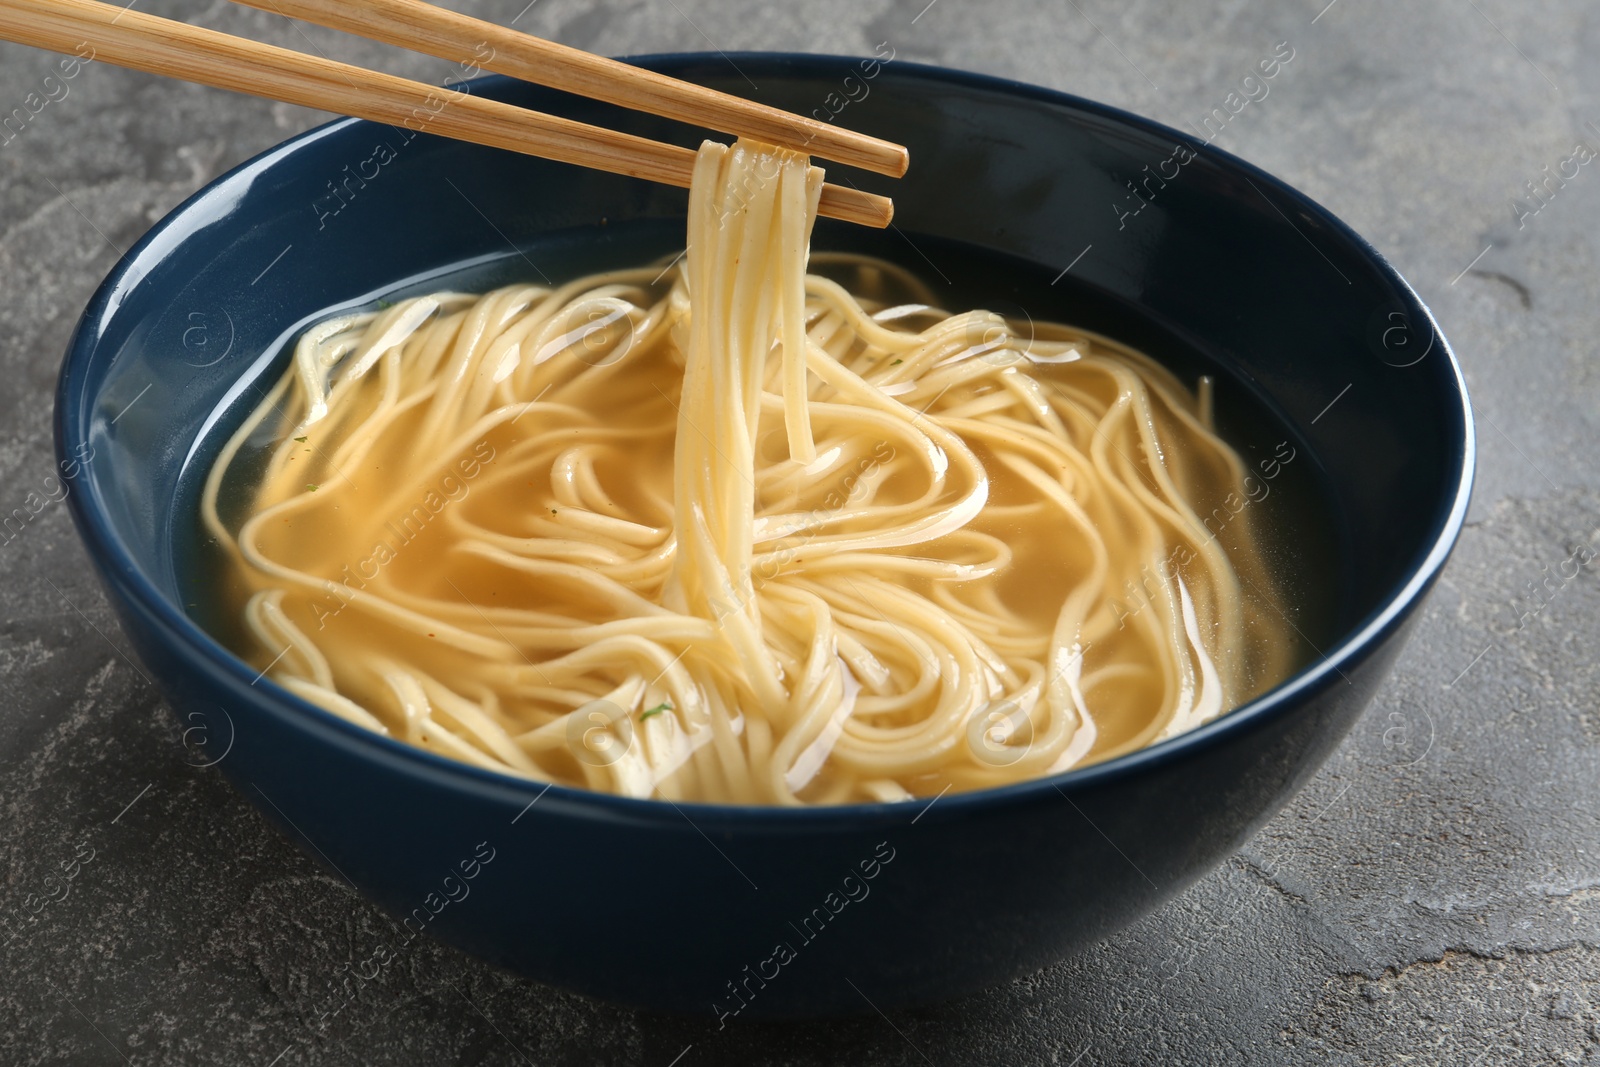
[1,0,1597,1063]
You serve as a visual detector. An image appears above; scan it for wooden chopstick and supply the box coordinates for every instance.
[234,0,909,179]
[0,0,895,227]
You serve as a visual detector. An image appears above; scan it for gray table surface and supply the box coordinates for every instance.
[2,0,1597,1063]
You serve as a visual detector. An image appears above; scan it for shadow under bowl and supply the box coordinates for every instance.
[55,55,1472,1018]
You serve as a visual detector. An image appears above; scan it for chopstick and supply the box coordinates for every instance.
[233,0,909,179]
[0,0,896,228]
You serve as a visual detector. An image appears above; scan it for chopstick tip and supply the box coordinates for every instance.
[817,183,894,229]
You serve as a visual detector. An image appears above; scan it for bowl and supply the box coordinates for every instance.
[56,54,1472,1018]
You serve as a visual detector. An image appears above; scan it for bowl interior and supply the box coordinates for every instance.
[58,55,1471,807]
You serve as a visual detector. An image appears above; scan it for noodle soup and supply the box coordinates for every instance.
[190,141,1336,805]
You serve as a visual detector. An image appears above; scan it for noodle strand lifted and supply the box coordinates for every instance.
[200,139,1294,805]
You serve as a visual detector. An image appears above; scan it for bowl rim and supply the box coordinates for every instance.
[56,52,1475,826]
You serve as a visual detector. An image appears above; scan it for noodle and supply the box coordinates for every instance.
[199,139,1294,805]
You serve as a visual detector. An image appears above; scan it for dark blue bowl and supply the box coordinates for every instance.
[56,55,1472,1018]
